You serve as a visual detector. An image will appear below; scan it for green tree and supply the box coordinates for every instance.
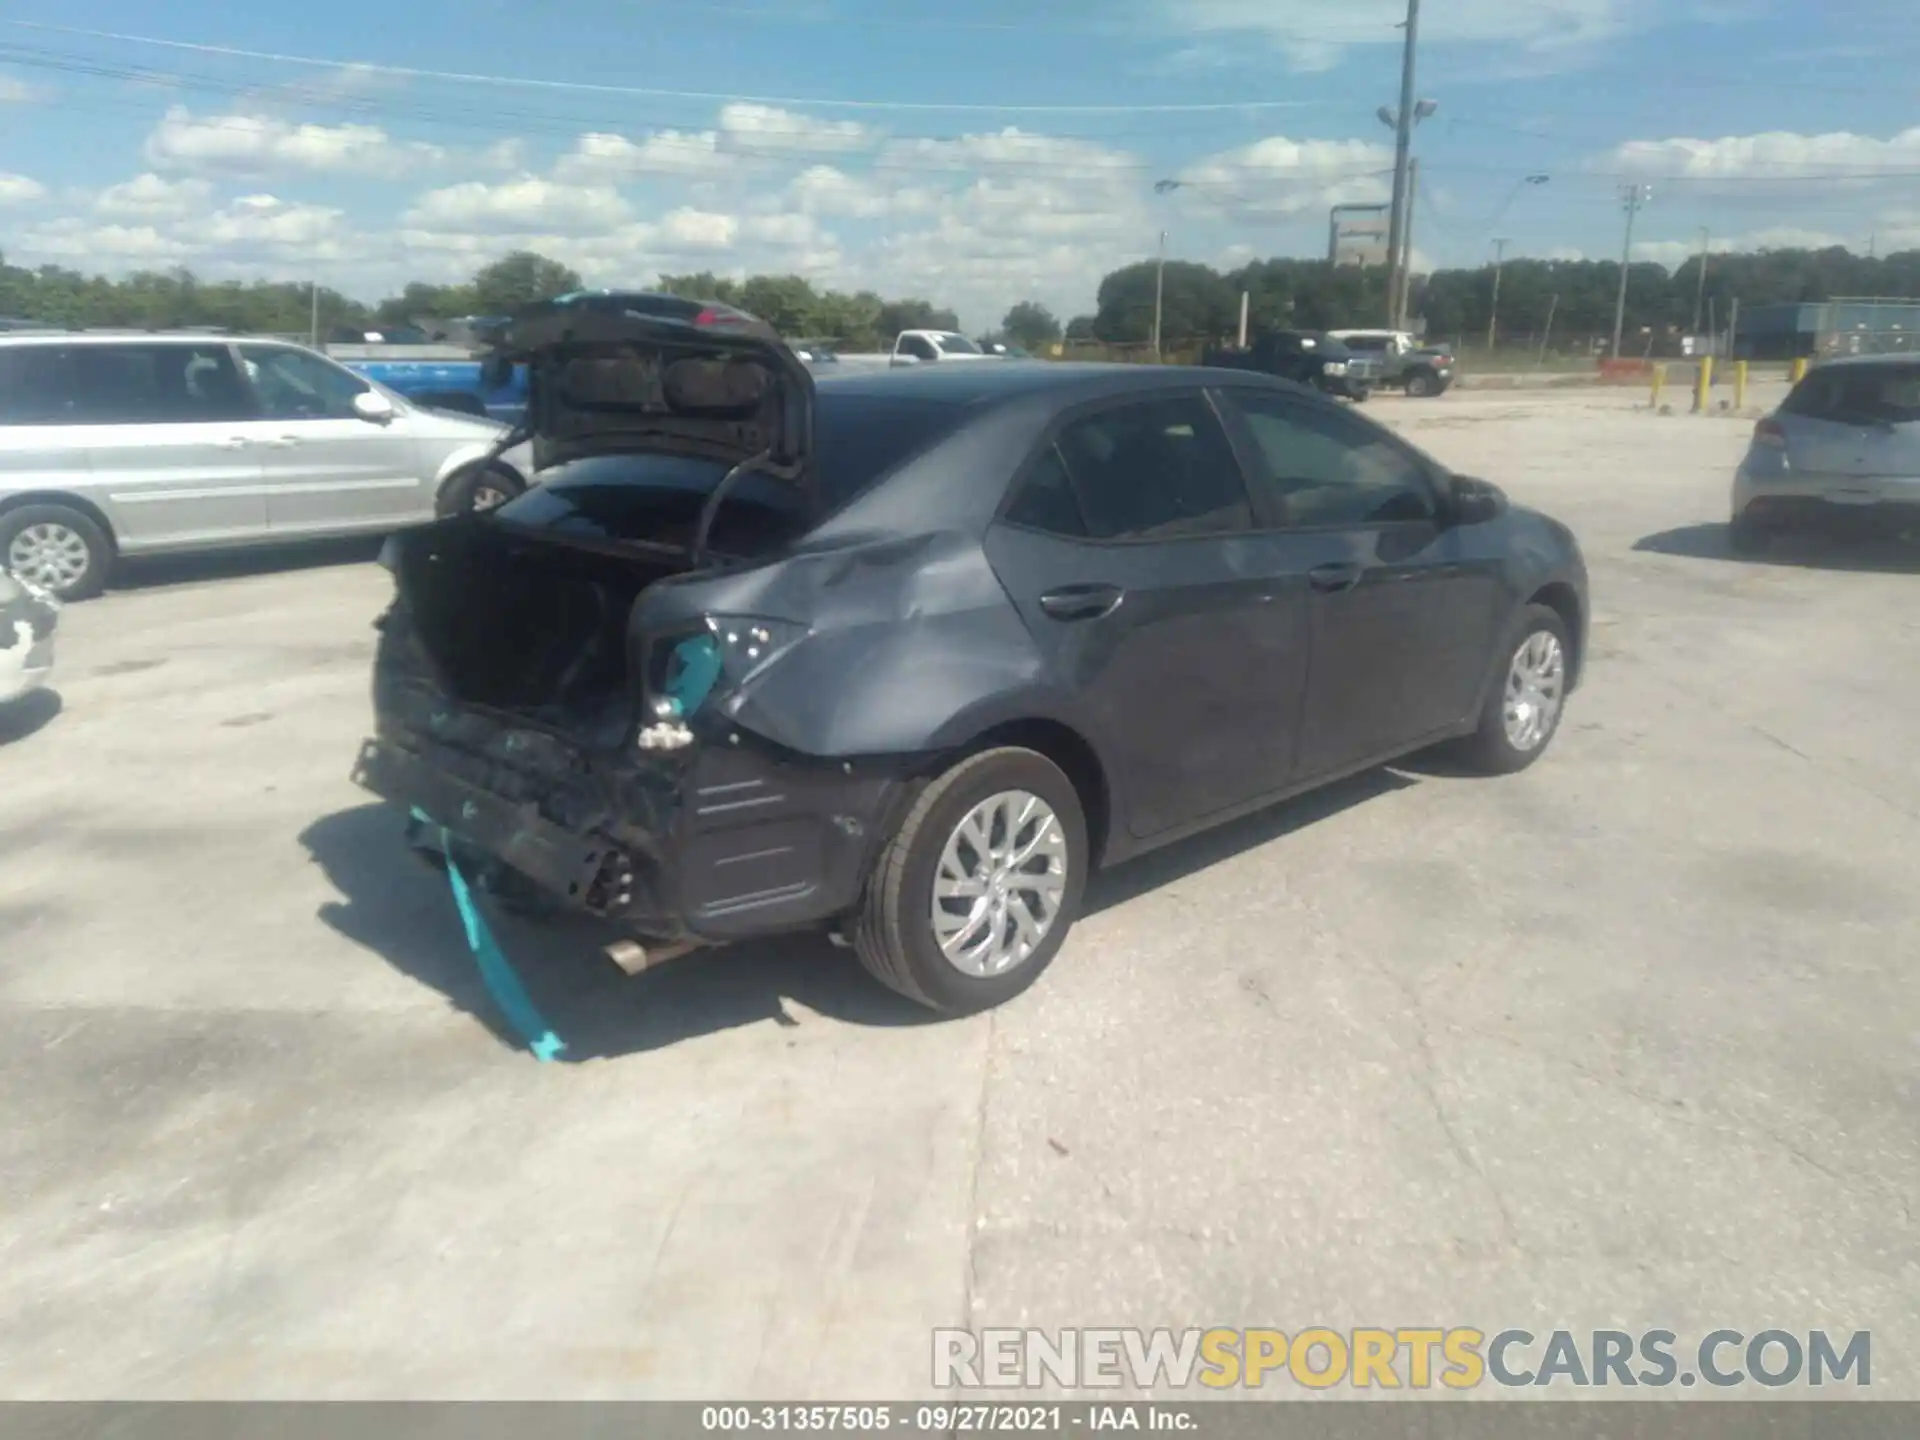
[875,298,960,337]
[1001,300,1062,351]
[468,251,584,314]
[1094,261,1237,345]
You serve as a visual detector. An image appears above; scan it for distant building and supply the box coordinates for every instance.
[1734,299,1920,361]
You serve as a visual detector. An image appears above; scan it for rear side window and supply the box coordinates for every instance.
[0,346,78,424]
[1050,394,1252,541]
[1784,364,1920,425]
[1003,446,1089,537]
[70,344,254,424]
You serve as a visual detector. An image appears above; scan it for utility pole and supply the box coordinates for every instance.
[1538,292,1559,368]
[1486,237,1509,351]
[1691,226,1710,338]
[1399,158,1419,330]
[1611,183,1652,360]
[309,279,320,348]
[1382,0,1421,330]
[1151,229,1166,360]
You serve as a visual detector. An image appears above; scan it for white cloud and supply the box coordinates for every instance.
[1173,135,1393,217]
[480,138,529,172]
[93,173,214,219]
[203,195,349,253]
[555,129,733,182]
[1158,0,1652,70]
[786,165,937,219]
[658,207,740,250]
[144,105,444,178]
[13,218,196,264]
[718,103,874,155]
[879,128,1137,178]
[0,172,46,205]
[0,75,47,104]
[404,176,632,233]
[1632,226,1851,268]
[1607,127,1920,180]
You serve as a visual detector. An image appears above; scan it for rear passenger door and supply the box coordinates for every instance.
[72,343,271,551]
[1216,386,1502,777]
[983,390,1311,840]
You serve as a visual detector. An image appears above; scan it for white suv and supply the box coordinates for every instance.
[0,332,533,599]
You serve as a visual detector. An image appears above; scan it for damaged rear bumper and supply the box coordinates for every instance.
[352,692,909,946]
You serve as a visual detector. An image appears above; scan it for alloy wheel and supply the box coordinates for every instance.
[6,522,91,594]
[929,789,1070,977]
[1502,630,1565,752]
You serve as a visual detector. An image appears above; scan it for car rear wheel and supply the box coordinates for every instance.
[1,503,112,601]
[1456,605,1570,775]
[852,746,1088,1014]
[1728,511,1772,557]
[1406,370,1439,398]
[436,463,524,518]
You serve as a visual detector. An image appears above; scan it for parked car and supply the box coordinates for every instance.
[0,332,534,600]
[1328,329,1455,398]
[835,330,1010,368]
[1203,330,1379,401]
[1732,354,1920,553]
[0,567,57,706]
[352,291,1588,1016]
[330,340,530,425]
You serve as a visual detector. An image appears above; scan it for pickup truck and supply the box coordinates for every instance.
[1326,329,1455,397]
[1201,329,1378,401]
[831,330,1012,368]
[328,340,529,424]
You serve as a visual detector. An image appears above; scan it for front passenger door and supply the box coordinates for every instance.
[1217,387,1502,777]
[238,345,429,534]
[984,391,1311,839]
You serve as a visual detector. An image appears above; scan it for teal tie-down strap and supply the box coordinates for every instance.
[412,807,568,1063]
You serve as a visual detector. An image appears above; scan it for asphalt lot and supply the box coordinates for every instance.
[3,380,1917,1400]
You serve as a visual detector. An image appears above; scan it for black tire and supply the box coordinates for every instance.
[1350,386,1373,404]
[0,502,112,601]
[1455,604,1571,775]
[436,463,525,518]
[852,746,1089,1015]
[1405,370,1439,398]
[1728,512,1771,557]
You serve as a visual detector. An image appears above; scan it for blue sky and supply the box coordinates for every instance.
[0,0,1914,329]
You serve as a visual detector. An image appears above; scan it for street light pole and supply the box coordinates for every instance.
[1383,0,1422,329]
[1611,183,1651,360]
[1486,237,1508,351]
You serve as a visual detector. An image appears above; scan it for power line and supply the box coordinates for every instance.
[5,20,1332,113]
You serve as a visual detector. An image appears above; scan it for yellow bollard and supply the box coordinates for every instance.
[1790,357,1809,383]
[1692,356,1714,412]
[1734,360,1748,412]
[1651,364,1667,408]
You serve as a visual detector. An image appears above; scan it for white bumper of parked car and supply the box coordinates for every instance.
[1734,459,1920,516]
[0,618,55,704]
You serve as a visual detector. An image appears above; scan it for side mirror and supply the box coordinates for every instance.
[1448,473,1508,525]
[353,390,396,424]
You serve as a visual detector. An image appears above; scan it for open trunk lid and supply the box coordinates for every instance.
[457,291,817,502]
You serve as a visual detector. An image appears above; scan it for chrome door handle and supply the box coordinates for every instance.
[265,436,302,448]
[214,437,250,450]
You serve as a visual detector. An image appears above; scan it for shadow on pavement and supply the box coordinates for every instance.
[301,803,937,1062]
[306,768,1418,1060]
[1084,767,1417,917]
[0,688,62,745]
[1636,523,1920,574]
[112,535,386,593]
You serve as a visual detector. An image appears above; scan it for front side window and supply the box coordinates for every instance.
[933,334,982,356]
[1226,389,1437,528]
[240,345,369,420]
[1050,395,1252,542]
[899,335,939,361]
[70,344,254,424]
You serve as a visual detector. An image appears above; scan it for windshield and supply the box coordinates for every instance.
[933,334,983,355]
[491,392,962,555]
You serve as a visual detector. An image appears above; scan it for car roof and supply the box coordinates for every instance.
[812,361,1296,408]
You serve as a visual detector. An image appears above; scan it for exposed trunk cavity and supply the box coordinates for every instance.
[391,521,694,741]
